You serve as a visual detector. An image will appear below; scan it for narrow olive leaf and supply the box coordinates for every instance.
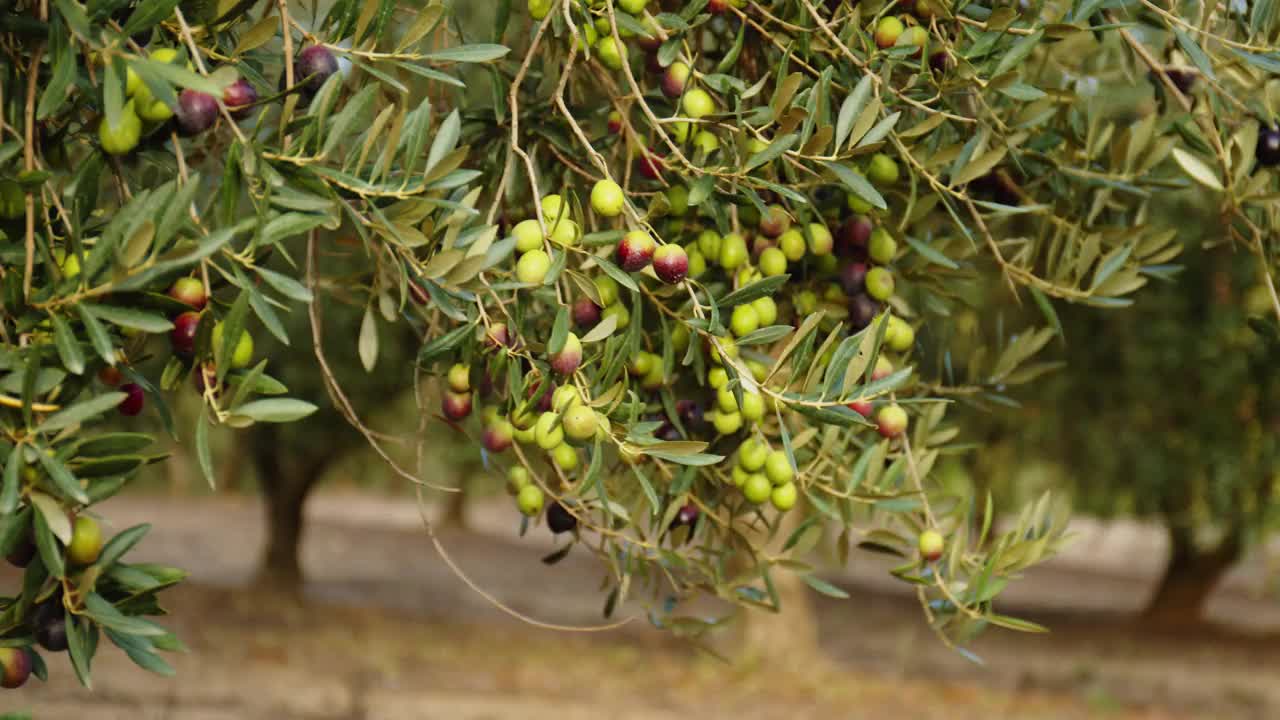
[717,275,789,308]
[987,614,1050,633]
[993,30,1044,76]
[425,109,461,176]
[595,255,641,293]
[65,614,94,688]
[32,503,66,579]
[254,265,314,302]
[122,0,180,34]
[29,491,71,544]
[548,306,570,355]
[1170,147,1224,191]
[76,305,115,366]
[1029,286,1064,340]
[94,524,149,570]
[82,304,173,333]
[233,14,278,55]
[49,313,85,375]
[36,448,88,504]
[230,398,319,423]
[195,413,215,490]
[744,134,796,172]
[83,593,167,636]
[38,393,127,434]
[322,84,378,158]
[801,574,850,599]
[134,57,223,95]
[422,44,511,63]
[358,305,378,372]
[834,76,871,150]
[580,314,619,343]
[855,111,901,148]
[735,325,793,345]
[36,18,74,119]
[396,2,444,51]
[0,445,20,514]
[823,161,886,210]
[418,321,477,363]
[105,628,175,678]
[1172,27,1216,80]
[687,174,715,206]
[903,236,960,270]
[1089,243,1132,292]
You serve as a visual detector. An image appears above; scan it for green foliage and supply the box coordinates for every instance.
[1,0,1279,690]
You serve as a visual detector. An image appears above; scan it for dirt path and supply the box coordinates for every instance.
[6,493,1278,719]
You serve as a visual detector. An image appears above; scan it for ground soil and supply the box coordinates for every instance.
[5,493,1278,719]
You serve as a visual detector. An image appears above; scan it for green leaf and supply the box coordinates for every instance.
[0,445,20,514]
[735,325,792,346]
[1170,147,1223,192]
[904,236,959,270]
[716,275,789,308]
[38,392,127,433]
[65,614,94,688]
[425,109,461,176]
[50,313,85,375]
[594,255,640,294]
[94,524,149,570]
[105,628,175,677]
[77,299,116,363]
[743,133,796,172]
[82,304,173,333]
[195,414,215,490]
[548,306,570,355]
[822,161,886,210]
[36,447,89,504]
[122,0,181,34]
[422,44,511,63]
[230,398,319,423]
[36,17,75,119]
[82,593,167,636]
[993,30,1044,76]
[856,111,901,148]
[1172,26,1216,80]
[802,574,850,599]
[418,320,477,363]
[133,56,223,96]
[254,265,313,302]
[834,76,871,151]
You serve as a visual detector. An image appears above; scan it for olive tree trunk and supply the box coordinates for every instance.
[1142,525,1241,627]
[250,424,334,591]
[733,510,820,665]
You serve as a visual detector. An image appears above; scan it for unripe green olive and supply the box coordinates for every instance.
[742,473,772,504]
[682,88,716,119]
[591,179,625,217]
[212,322,254,369]
[534,411,564,449]
[740,391,764,422]
[764,449,794,485]
[738,438,769,471]
[711,409,742,434]
[770,482,798,511]
[516,249,552,284]
[99,100,143,156]
[512,219,544,252]
[869,227,897,264]
[867,153,900,185]
[596,36,627,70]
[595,275,619,306]
[67,516,103,566]
[752,296,778,326]
[759,247,788,277]
[551,442,579,470]
[719,233,749,270]
[516,484,544,516]
[730,304,760,337]
[778,229,806,261]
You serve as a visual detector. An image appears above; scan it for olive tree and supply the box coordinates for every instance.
[1,0,1278,692]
